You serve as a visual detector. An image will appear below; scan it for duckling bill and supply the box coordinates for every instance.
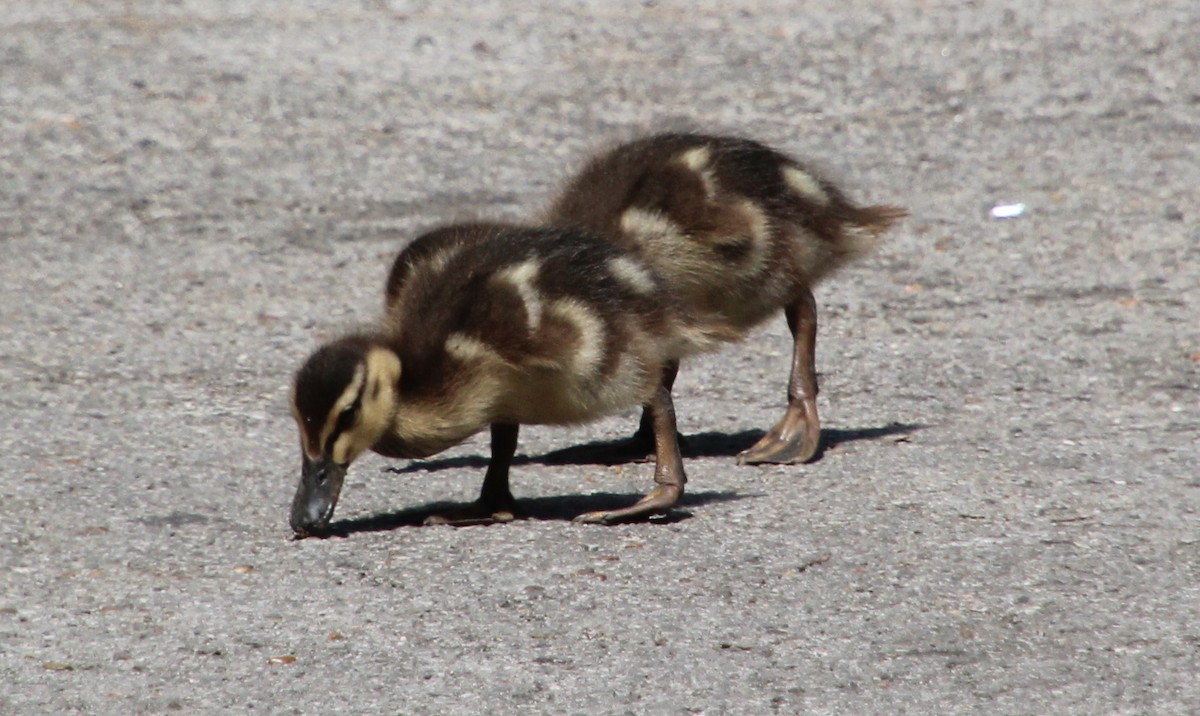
[547,133,907,464]
[289,223,730,537]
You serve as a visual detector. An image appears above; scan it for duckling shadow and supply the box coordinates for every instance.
[320,490,754,537]
[823,421,926,450]
[544,422,926,464]
[536,430,765,465]
[384,422,924,472]
[381,431,764,473]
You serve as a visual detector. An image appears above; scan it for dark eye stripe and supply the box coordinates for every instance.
[325,390,364,453]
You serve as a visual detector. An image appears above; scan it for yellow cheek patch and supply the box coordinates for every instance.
[347,348,402,462]
[312,349,403,466]
[365,347,402,385]
[318,364,365,456]
[331,432,354,465]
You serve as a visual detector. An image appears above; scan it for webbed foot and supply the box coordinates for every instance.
[736,400,821,465]
[573,484,683,525]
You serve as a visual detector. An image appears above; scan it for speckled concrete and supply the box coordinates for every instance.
[1,2,1197,714]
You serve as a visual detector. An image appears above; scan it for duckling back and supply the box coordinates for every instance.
[546,133,906,330]
[381,224,726,446]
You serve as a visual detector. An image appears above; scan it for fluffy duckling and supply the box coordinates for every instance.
[289,223,728,537]
[546,133,906,464]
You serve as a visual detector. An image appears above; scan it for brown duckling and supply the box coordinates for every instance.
[289,223,729,536]
[546,133,906,464]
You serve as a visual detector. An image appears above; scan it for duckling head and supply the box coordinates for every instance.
[289,336,401,537]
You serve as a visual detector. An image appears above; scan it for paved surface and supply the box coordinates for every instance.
[2,1,1198,713]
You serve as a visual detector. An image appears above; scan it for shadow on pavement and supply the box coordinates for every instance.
[384,422,926,473]
[318,490,755,537]
[823,422,926,448]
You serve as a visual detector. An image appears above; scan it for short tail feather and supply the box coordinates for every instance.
[836,204,907,260]
[854,204,909,235]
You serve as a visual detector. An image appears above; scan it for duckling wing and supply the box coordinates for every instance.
[389,224,699,426]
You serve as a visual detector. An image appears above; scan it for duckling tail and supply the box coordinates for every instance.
[853,204,909,235]
[835,204,908,260]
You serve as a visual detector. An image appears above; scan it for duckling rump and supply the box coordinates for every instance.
[546,133,906,330]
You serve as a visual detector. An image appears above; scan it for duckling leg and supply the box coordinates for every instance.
[575,381,687,524]
[630,359,680,457]
[737,288,822,465]
[424,422,519,526]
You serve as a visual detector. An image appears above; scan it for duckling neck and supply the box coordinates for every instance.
[382,393,491,459]
[375,344,496,460]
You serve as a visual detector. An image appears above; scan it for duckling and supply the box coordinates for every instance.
[545,133,907,464]
[289,222,729,537]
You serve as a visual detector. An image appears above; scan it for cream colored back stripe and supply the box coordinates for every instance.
[608,256,657,295]
[782,166,830,206]
[677,146,717,199]
[445,332,506,364]
[548,299,605,376]
[620,207,685,241]
[494,259,544,330]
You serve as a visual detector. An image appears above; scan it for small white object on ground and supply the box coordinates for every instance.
[990,202,1027,219]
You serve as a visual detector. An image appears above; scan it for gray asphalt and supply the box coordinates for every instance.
[2,1,1198,714]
